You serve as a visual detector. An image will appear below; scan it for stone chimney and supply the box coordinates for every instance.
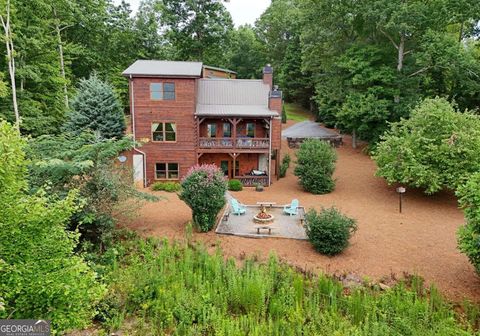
[263,64,273,89]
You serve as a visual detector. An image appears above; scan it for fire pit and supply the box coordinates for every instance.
[253,205,275,224]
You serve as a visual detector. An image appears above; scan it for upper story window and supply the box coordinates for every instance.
[246,122,255,138]
[150,82,176,100]
[207,123,217,138]
[152,122,176,142]
[223,123,232,138]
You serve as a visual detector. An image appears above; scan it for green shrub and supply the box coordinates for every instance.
[294,139,336,194]
[374,97,480,194]
[305,207,357,255]
[180,164,226,232]
[457,172,480,274]
[151,181,181,192]
[228,179,243,191]
[281,104,287,123]
[279,154,291,178]
[26,133,155,247]
[279,163,288,178]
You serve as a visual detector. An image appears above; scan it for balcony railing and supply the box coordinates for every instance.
[237,176,269,187]
[198,137,270,149]
[199,138,234,148]
[236,138,269,149]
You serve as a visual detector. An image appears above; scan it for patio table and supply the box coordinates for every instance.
[256,201,276,208]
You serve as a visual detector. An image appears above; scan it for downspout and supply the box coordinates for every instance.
[130,74,147,188]
[268,116,273,186]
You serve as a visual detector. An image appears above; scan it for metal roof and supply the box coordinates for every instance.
[196,104,278,117]
[196,79,278,117]
[122,60,203,77]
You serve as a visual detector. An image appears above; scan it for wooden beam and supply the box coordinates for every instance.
[232,118,237,149]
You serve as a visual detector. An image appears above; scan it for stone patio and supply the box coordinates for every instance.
[215,205,307,240]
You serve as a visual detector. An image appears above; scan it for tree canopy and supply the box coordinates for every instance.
[0,121,105,331]
[65,74,126,139]
[373,97,480,194]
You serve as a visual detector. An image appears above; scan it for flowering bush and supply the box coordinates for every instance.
[180,164,227,232]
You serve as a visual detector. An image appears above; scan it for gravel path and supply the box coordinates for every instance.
[126,121,480,302]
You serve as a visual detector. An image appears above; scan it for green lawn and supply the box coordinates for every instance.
[285,103,312,122]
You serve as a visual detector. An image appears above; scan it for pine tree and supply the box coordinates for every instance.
[65,74,126,139]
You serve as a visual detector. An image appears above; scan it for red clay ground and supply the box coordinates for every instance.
[125,119,480,302]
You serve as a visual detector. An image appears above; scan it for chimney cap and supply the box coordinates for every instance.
[270,90,282,98]
[263,64,273,74]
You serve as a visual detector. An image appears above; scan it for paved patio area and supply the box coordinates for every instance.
[216,205,307,240]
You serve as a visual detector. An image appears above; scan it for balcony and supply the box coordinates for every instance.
[199,138,234,148]
[236,138,269,149]
[198,137,270,150]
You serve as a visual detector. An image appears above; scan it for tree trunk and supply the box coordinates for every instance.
[458,21,464,44]
[53,7,69,109]
[352,130,357,149]
[1,0,19,128]
[397,35,405,72]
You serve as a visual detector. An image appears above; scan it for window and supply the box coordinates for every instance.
[164,83,175,100]
[150,83,175,100]
[220,160,229,176]
[223,123,232,137]
[207,123,217,138]
[246,123,255,138]
[155,163,179,179]
[152,122,176,142]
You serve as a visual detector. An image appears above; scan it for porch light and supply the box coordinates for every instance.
[396,186,406,213]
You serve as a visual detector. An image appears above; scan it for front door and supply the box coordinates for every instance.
[133,155,144,183]
[221,160,240,178]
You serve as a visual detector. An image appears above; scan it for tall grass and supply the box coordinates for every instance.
[99,235,476,335]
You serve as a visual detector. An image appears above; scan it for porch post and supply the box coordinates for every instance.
[232,118,238,149]
[229,152,238,178]
[233,154,236,178]
[268,117,273,186]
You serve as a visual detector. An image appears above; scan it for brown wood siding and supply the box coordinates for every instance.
[131,77,197,185]
[199,118,268,138]
[199,153,259,176]
[129,76,283,186]
[202,68,237,79]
